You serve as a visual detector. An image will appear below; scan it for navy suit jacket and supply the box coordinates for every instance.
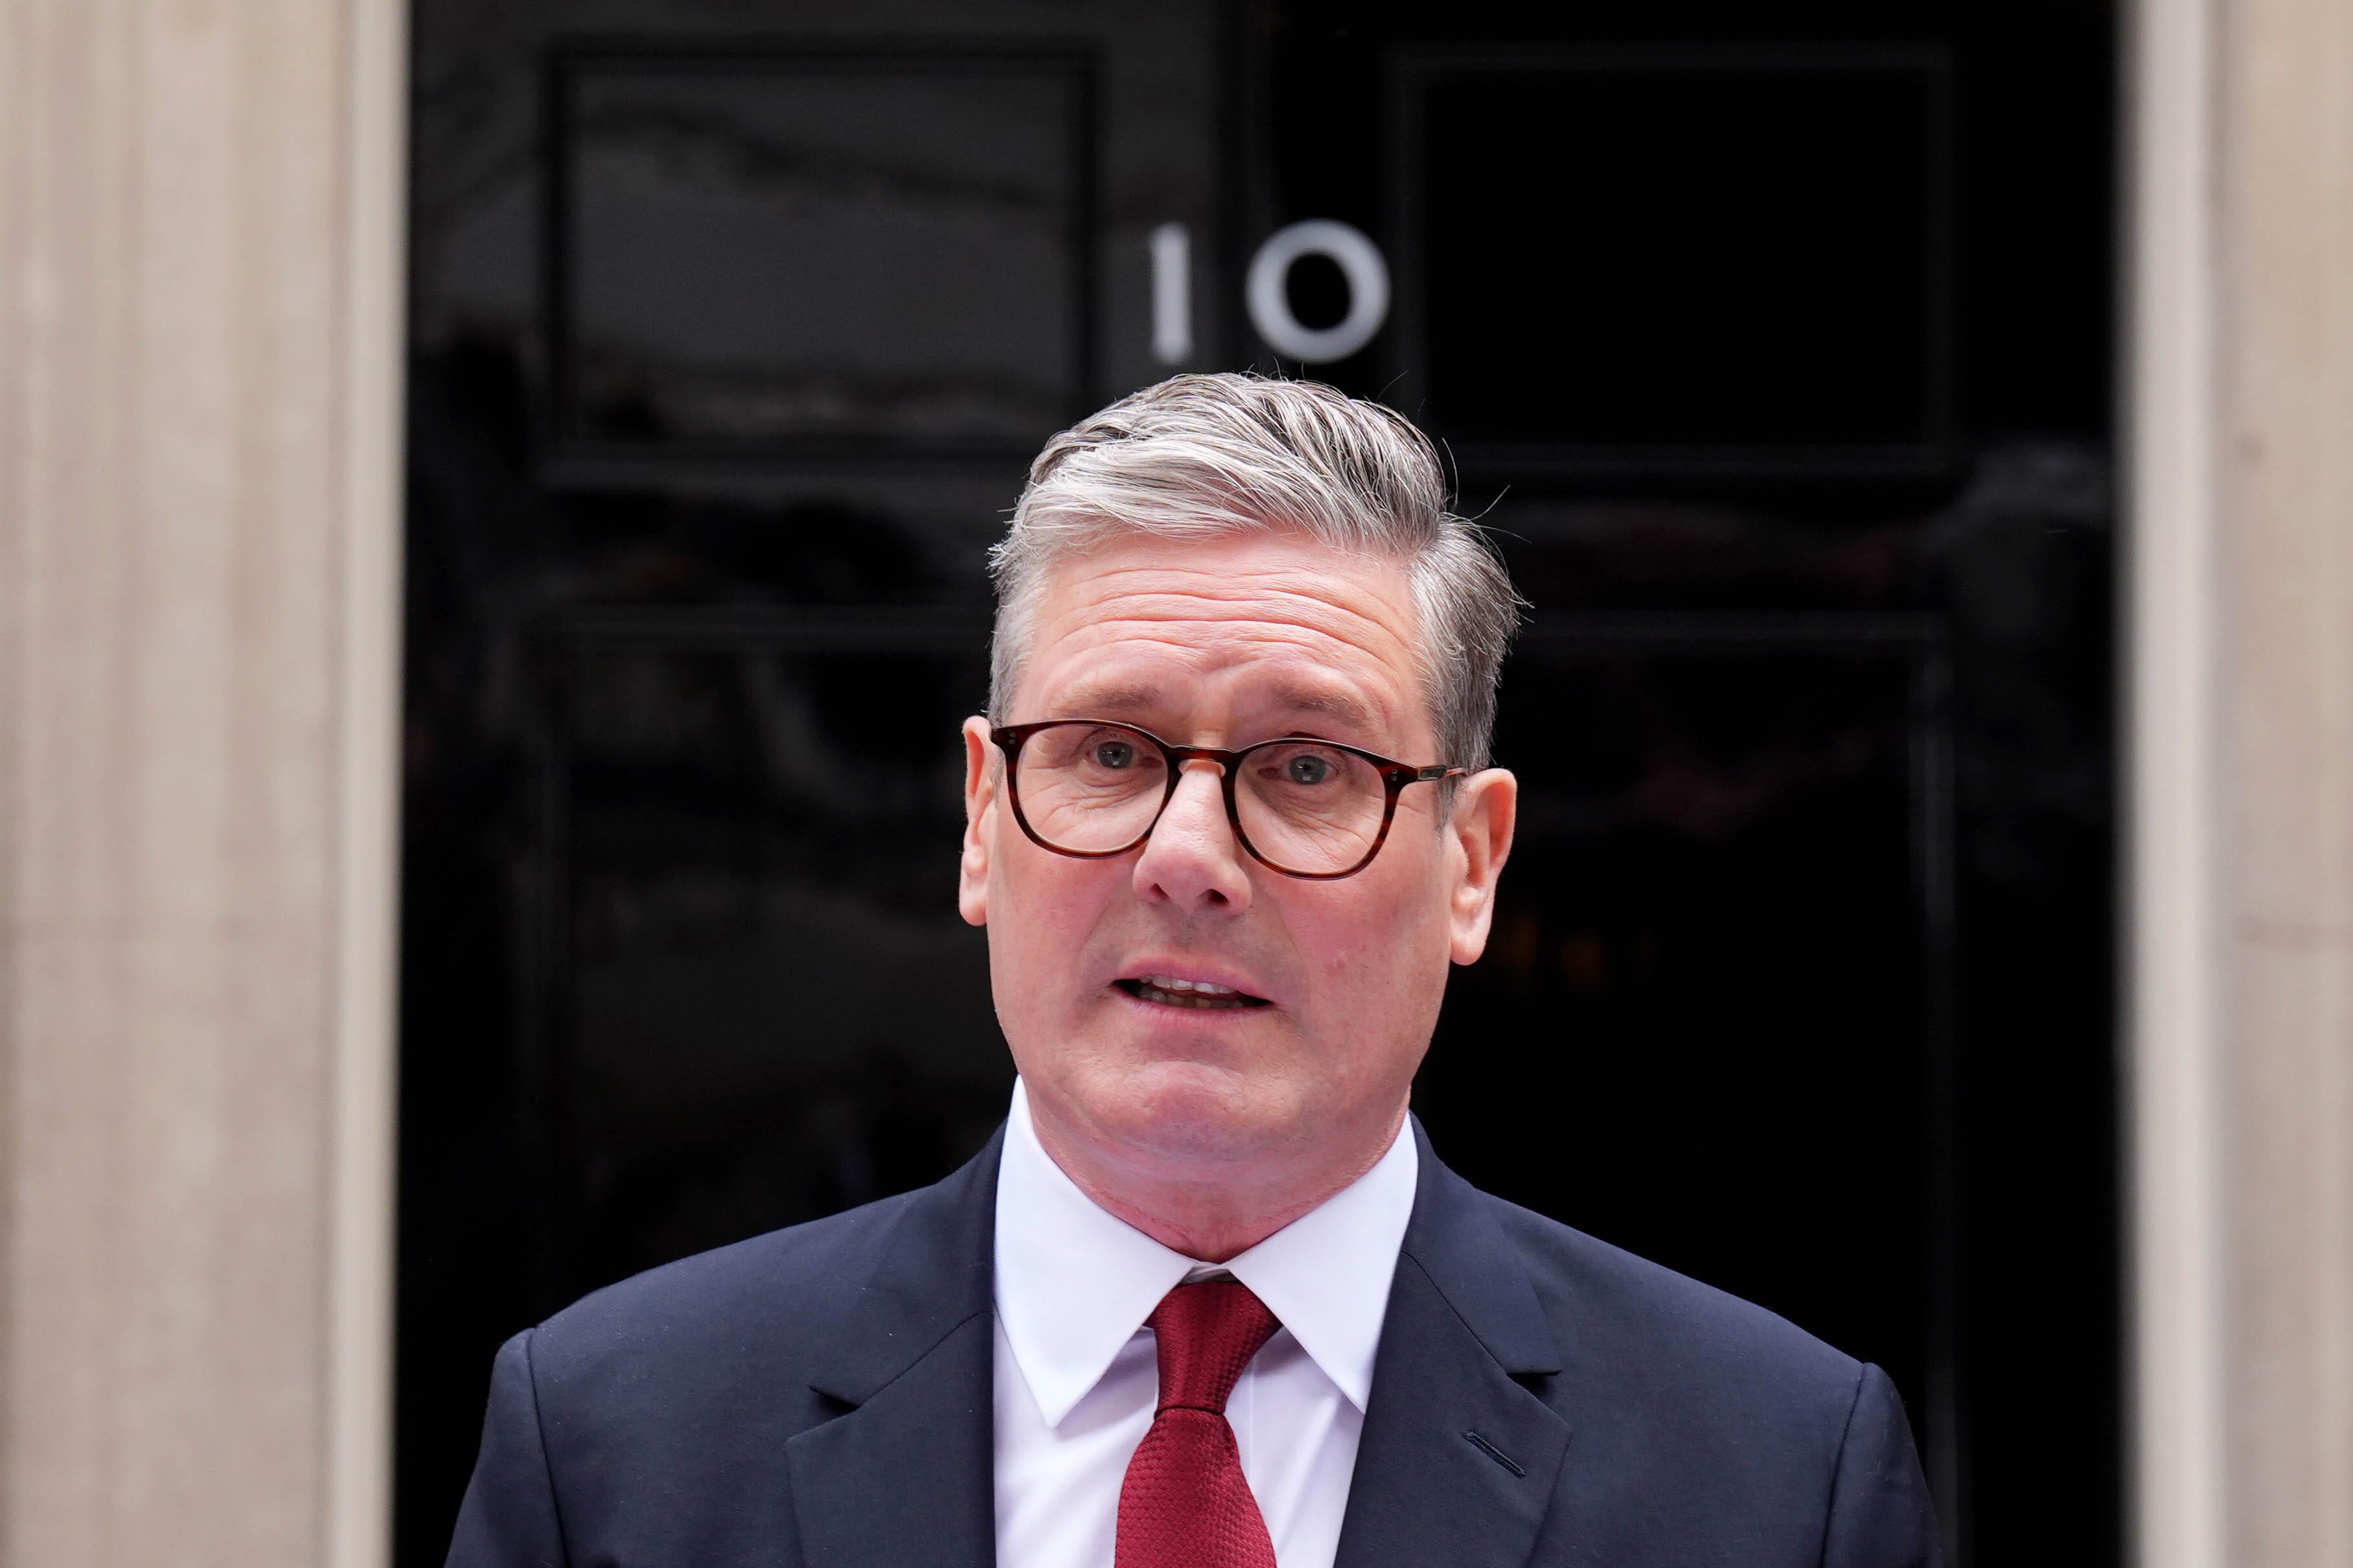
[448,1120,1942,1567]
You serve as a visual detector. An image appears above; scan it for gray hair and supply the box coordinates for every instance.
[987,372,1522,769]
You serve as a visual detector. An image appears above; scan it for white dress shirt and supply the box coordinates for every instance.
[991,1078,1418,1568]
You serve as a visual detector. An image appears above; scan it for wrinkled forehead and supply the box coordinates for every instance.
[1011,531,1434,750]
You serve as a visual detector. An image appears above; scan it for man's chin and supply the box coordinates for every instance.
[1067,1060,1301,1169]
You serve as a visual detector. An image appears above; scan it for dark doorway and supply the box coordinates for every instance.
[399,4,2117,1564]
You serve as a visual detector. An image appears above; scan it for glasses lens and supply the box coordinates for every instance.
[1234,740,1386,874]
[1013,723,1168,853]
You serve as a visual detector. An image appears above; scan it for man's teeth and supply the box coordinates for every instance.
[1126,975,1263,1008]
[1144,975,1237,995]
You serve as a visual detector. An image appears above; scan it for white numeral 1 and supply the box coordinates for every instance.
[1151,222,1193,365]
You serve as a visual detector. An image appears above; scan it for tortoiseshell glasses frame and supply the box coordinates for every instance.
[989,718,1466,881]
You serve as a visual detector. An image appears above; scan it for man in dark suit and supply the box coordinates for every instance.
[448,374,1941,1568]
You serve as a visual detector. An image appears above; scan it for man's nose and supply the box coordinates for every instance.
[1131,758,1253,913]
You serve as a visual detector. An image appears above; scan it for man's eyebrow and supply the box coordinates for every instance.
[1261,687,1379,731]
[1052,683,1162,718]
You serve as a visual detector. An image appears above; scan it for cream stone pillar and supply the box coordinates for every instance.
[0,3,404,1567]
[2132,1,2353,1565]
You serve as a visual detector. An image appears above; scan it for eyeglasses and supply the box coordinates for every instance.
[990,719,1465,880]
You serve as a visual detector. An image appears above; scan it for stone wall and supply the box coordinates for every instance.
[2133,0,2353,1564]
[0,3,403,1565]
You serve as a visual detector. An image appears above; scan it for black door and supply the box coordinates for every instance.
[400,4,2117,1563]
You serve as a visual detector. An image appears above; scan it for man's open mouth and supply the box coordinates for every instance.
[1116,975,1273,1010]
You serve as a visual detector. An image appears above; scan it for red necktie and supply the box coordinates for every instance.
[1114,1280,1283,1568]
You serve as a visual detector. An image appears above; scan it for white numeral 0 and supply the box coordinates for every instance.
[1245,220,1390,365]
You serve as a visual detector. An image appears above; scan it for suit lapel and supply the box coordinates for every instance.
[785,1128,1002,1568]
[1333,1122,1572,1568]
[785,1313,994,1568]
[777,1119,1572,1568]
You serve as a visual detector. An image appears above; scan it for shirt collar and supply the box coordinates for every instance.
[993,1077,1418,1427]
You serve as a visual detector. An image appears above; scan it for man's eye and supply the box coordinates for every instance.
[1092,742,1136,769]
[1285,755,1332,785]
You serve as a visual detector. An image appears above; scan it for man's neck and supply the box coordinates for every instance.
[1024,1095,1408,1263]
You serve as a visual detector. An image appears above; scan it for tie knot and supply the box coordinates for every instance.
[1145,1280,1281,1415]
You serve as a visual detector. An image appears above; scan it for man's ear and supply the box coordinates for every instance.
[1446,767,1517,964]
[959,716,998,927]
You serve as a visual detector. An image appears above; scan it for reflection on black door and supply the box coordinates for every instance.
[401,5,2117,1565]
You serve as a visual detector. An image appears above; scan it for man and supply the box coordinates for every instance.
[447,374,1941,1567]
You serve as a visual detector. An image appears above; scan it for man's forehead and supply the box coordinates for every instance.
[1031,533,1419,639]
[1018,534,1427,735]
[1048,674,1384,733]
